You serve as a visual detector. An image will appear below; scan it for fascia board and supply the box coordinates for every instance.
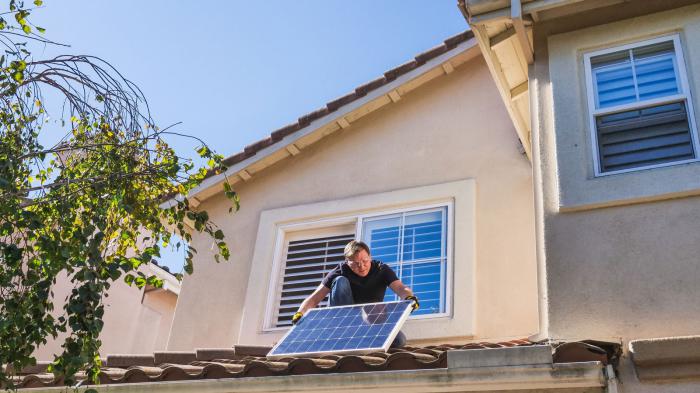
[162,37,479,208]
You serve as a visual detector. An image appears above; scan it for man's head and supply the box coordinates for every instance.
[344,240,371,277]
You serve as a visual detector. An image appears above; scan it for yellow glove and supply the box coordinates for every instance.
[405,295,420,313]
[291,311,303,325]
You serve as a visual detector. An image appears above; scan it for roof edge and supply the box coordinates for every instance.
[162,31,479,207]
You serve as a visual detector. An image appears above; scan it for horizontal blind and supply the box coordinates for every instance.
[592,41,678,109]
[596,101,694,172]
[363,208,447,316]
[276,233,354,327]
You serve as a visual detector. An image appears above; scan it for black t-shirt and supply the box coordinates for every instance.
[321,260,399,304]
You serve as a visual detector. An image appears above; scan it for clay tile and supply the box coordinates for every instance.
[122,368,154,383]
[14,361,51,375]
[415,44,448,65]
[444,31,473,49]
[354,355,387,366]
[19,373,56,388]
[270,122,301,141]
[242,360,279,377]
[383,61,418,82]
[243,137,274,155]
[99,368,127,384]
[106,354,155,368]
[385,352,424,370]
[196,348,237,361]
[299,107,330,126]
[222,151,249,166]
[355,76,387,97]
[326,92,358,112]
[158,365,200,382]
[234,345,273,357]
[286,358,325,375]
[334,355,372,373]
[153,351,197,365]
[200,363,237,379]
[553,342,609,365]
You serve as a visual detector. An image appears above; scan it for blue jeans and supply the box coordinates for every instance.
[330,276,406,348]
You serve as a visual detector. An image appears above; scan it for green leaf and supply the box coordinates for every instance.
[214,229,224,240]
[34,0,44,5]
[22,24,30,34]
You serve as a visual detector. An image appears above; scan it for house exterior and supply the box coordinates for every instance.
[461,0,700,391]
[19,1,700,391]
[33,262,179,361]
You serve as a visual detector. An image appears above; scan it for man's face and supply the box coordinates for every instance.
[347,249,371,277]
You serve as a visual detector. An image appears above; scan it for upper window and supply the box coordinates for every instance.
[584,35,700,175]
[270,204,451,328]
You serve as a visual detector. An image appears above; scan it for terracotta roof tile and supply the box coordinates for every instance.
[9,339,537,389]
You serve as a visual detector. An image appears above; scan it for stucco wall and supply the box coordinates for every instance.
[531,3,700,392]
[34,269,178,360]
[166,55,538,350]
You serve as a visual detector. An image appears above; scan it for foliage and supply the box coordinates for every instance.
[0,1,238,388]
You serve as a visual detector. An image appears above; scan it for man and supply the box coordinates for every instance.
[291,240,419,348]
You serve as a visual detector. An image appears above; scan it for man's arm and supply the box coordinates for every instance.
[297,284,330,315]
[389,280,413,299]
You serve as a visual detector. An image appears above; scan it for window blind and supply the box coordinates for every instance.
[276,233,354,327]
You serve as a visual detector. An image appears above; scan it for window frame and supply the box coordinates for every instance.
[263,201,454,331]
[583,34,700,176]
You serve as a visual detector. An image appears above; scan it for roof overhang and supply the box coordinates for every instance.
[161,35,481,208]
[457,0,633,161]
[29,360,606,393]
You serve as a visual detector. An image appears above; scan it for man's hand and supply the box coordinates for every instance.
[405,295,420,313]
[291,311,304,325]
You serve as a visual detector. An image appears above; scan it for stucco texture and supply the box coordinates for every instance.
[536,2,700,342]
[166,55,537,350]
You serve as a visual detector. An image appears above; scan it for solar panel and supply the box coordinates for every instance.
[267,300,413,359]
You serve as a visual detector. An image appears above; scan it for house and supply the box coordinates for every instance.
[33,262,179,360]
[461,0,700,391]
[20,0,700,391]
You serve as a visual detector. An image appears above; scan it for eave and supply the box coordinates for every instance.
[162,33,480,208]
[26,362,606,393]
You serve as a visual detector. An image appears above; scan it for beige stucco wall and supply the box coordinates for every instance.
[34,267,177,360]
[531,3,700,392]
[167,55,538,350]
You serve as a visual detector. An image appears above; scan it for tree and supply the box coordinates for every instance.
[0,1,237,388]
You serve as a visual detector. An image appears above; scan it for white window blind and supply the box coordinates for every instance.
[586,36,699,175]
[275,233,354,327]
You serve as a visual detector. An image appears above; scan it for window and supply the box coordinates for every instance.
[360,208,447,316]
[271,204,451,328]
[584,35,700,175]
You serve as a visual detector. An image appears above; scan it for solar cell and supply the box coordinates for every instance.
[267,300,413,359]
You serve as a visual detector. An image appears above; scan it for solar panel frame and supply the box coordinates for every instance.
[267,300,413,359]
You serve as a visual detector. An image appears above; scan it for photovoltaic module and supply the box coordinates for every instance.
[267,300,413,359]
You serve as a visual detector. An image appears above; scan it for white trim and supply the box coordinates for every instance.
[583,33,700,177]
[263,201,454,331]
[266,300,413,359]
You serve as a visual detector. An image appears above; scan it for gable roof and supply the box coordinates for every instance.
[166,30,478,205]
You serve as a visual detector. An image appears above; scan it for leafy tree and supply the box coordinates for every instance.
[0,1,237,388]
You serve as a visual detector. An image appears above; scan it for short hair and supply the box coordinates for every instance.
[344,240,370,259]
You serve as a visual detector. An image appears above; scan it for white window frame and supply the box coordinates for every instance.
[583,34,700,177]
[262,201,454,331]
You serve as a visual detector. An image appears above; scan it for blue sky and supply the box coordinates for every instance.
[33,1,468,272]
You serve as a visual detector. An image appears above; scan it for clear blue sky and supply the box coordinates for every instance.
[34,1,468,272]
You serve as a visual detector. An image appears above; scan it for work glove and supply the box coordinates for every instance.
[405,295,420,313]
[291,311,303,325]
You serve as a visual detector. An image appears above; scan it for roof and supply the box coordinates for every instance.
[165,30,478,204]
[9,339,620,390]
